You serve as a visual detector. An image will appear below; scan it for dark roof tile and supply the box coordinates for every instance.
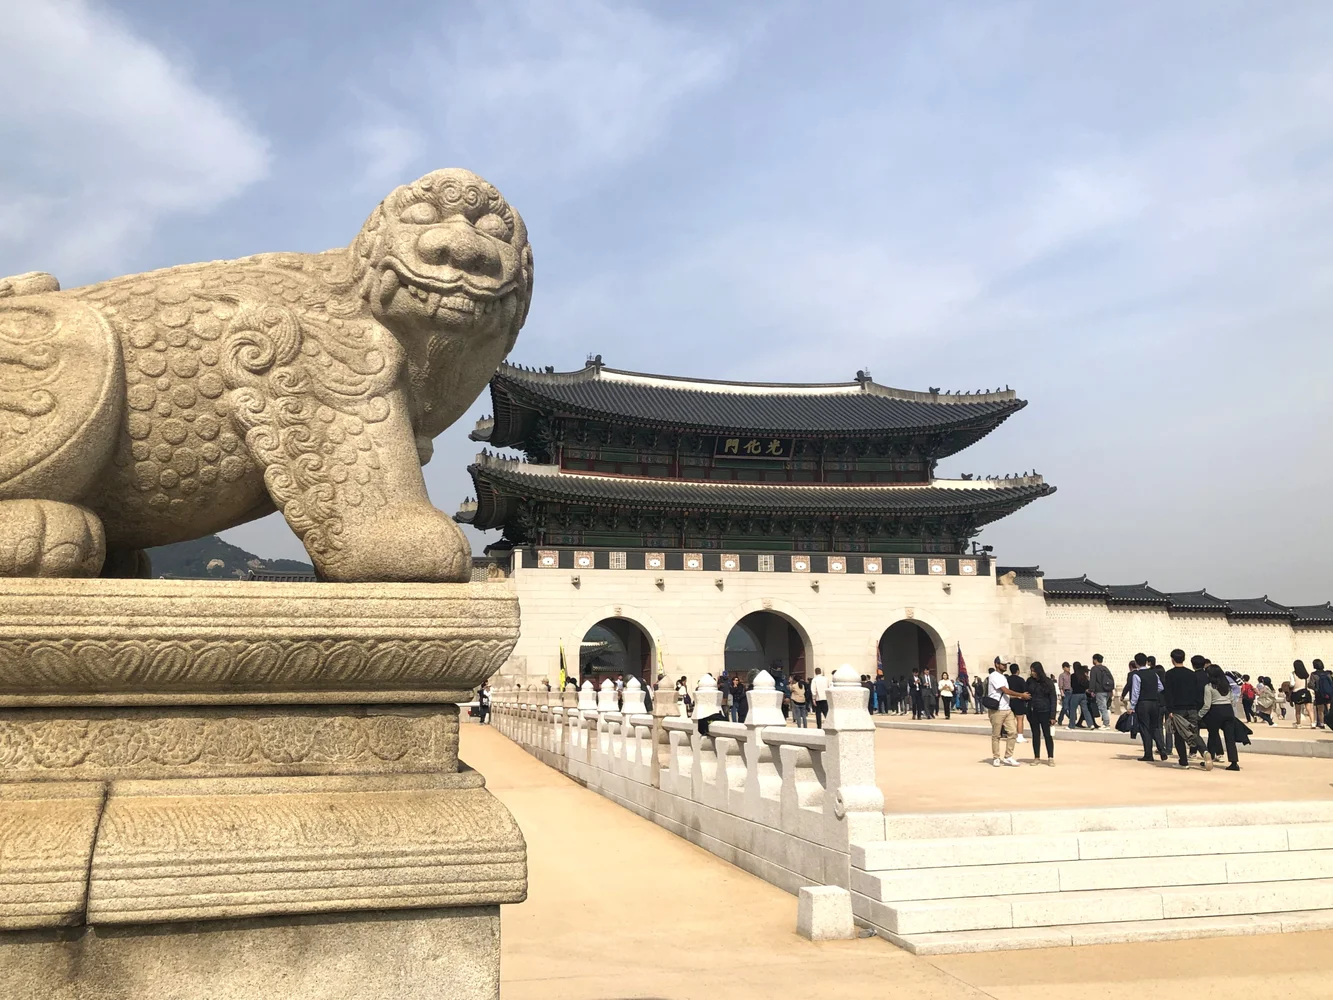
[1164,590,1230,612]
[492,363,1025,440]
[1222,597,1293,620]
[1042,575,1108,598]
[1291,602,1333,625]
[1104,582,1172,605]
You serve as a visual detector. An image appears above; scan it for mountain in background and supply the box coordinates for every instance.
[147,535,314,579]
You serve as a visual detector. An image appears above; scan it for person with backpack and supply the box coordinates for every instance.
[1312,660,1333,729]
[1088,654,1115,728]
[1291,661,1316,729]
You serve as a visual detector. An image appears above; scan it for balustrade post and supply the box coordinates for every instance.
[650,674,678,788]
[621,677,648,774]
[741,670,785,825]
[577,680,597,760]
[688,674,721,803]
[823,664,886,855]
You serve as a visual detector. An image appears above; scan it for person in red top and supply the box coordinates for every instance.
[1240,675,1257,722]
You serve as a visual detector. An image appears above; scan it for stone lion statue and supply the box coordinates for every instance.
[0,168,531,581]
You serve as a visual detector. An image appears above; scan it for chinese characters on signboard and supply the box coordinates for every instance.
[713,436,794,460]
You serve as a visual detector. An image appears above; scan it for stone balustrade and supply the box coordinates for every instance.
[487,666,885,894]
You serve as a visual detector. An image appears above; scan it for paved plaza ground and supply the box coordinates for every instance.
[463,722,1332,1000]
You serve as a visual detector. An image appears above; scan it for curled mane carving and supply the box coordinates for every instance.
[221,281,400,570]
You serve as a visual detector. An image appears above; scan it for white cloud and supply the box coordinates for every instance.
[348,119,425,194]
[355,0,734,187]
[0,0,268,281]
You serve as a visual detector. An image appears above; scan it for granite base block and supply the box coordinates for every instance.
[0,905,500,1000]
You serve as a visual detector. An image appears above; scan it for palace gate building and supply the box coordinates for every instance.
[457,359,1333,686]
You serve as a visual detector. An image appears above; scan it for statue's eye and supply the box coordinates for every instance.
[400,202,439,225]
[475,213,510,240]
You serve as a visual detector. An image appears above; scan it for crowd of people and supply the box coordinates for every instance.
[978,652,1333,769]
[480,654,1333,772]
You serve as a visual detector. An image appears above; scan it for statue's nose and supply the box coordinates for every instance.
[415,222,503,278]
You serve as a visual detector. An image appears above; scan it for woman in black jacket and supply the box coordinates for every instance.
[1201,663,1248,770]
[1026,662,1058,765]
[730,675,749,724]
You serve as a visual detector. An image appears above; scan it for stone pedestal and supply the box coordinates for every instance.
[0,579,525,1000]
[0,907,500,1000]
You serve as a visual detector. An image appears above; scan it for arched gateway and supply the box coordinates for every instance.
[580,617,653,682]
[877,619,944,682]
[725,610,808,681]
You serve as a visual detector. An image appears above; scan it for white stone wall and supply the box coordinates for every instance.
[491,554,1333,688]
[500,555,1041,686]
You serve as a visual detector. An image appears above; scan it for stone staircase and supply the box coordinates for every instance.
[850,801,1333,954]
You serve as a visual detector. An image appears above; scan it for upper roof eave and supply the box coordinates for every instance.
[502,361,1020,401]
[490,361,1027,443]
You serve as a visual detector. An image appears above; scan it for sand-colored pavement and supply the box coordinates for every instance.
[462,722,1332,1000]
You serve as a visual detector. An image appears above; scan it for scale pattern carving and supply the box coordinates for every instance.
[0,712,457,775]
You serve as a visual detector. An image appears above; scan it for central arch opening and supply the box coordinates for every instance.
[877,619,940,683]
[580,617,653,683]
[725,610,807,683]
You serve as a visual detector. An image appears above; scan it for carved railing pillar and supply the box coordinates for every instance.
[822,664,886,855]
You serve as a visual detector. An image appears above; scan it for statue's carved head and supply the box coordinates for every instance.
[345,168,533,437]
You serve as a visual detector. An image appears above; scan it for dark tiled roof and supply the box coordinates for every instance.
[245,569,318,583]
[1164,590,1230,612]
[1042,576,1108,598]
[1105,583,1172,606]
[1222,597,1292,620]
[464,458,1054,526]
[1291,603,1333,625]
[489,363,1026,441]
[1043,579,1328,622]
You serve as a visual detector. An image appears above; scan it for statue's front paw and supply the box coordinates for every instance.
[316,506,472,583]
[0,500,104,577]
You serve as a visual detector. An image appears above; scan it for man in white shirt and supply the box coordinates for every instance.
[986,667,1029,766]
[811,668,830,728]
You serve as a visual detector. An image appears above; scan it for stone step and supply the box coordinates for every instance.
[876,907,1333,955]
[853,848,1333,901]
[880,800,1333,841]
[854,821,1333,871]
[856,876,1333,936]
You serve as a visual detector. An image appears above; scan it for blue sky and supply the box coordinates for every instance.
[5,0,1333,600]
